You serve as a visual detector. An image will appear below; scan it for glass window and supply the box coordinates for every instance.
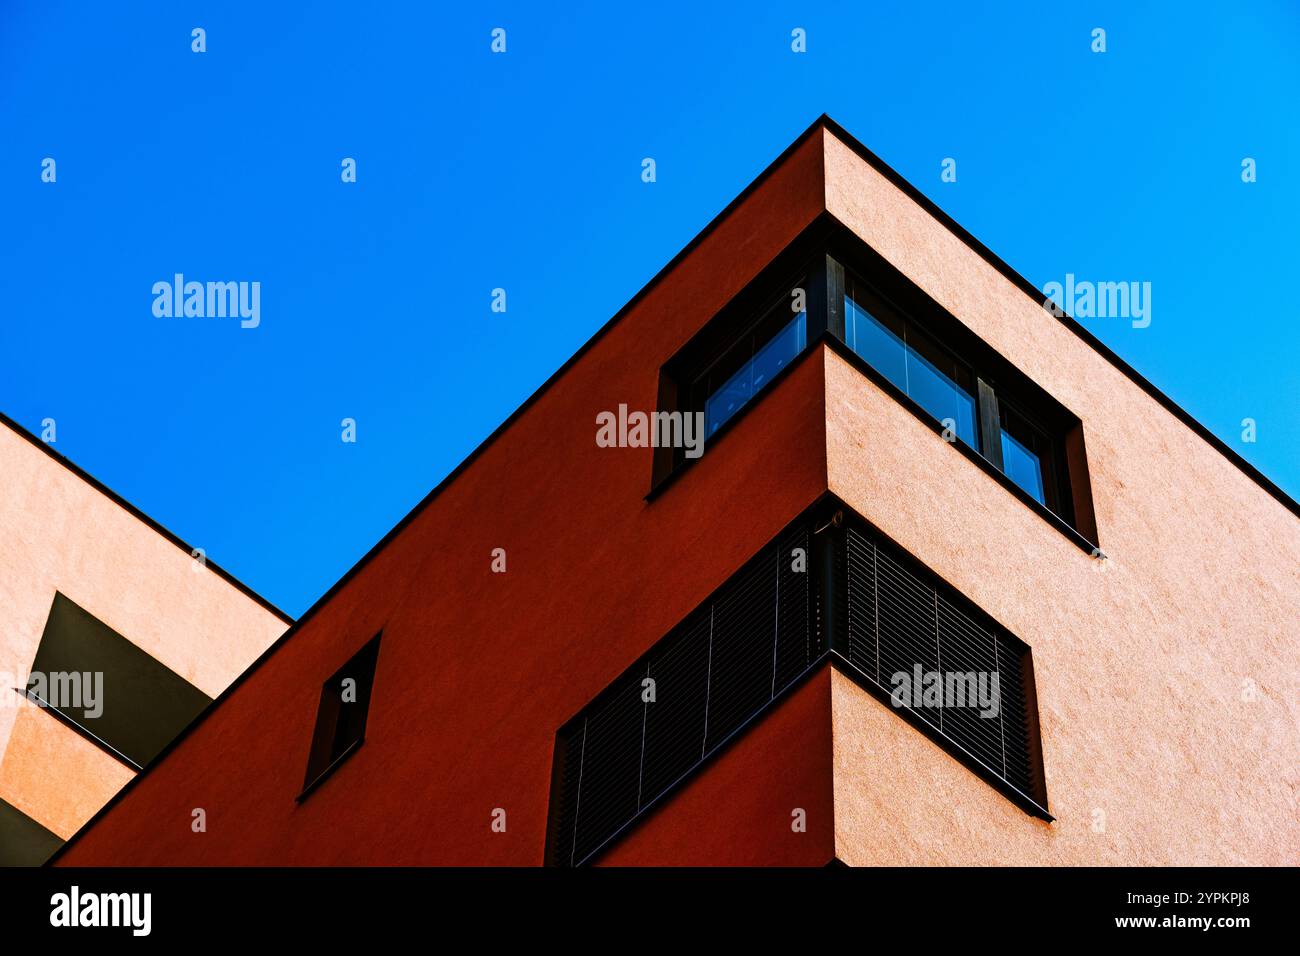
[701,304,806,439]
[846,286,978,449]
[846,297,907,393]
[1000,405,1052,507]
[750,312,805,393]
[1001,430,1045,504]
[704,364,753,437]
[905,328,978,448]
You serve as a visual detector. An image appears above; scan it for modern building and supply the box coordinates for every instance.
[0,413,290,865]
[51,117,1299,867]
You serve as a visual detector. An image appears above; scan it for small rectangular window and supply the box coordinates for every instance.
[300,633,381,798]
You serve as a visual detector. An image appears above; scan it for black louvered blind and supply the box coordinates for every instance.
[546,523,818,866]
[545,506,1048,865]
[841,524,1043,809]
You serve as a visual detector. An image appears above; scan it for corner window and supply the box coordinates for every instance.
[648,222,1098,549]
[651,242,820,490]
[545,501,1051,865]
[300,633,381,799]
[692,289,807,439]
[845,279,978,448]
[842,266,1086,537]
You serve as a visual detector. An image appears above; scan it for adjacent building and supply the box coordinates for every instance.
[0,413,289,864]
[50,117,1300,866]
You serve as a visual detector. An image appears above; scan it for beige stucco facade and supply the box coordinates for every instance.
[821,131,1299,865]
[0,420,289,840]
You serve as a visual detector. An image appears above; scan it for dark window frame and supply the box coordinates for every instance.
[830,509,1051,818]
[297,632,382,802]
[842,270,983,454]
[650,220,837,490]
[830,226,1098,543]
[997,393,1067,517]
[687,282,809,442]
[649,218,1099,550]
[839,263,1076,522]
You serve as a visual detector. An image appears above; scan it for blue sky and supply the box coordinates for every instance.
[2,2,1296,617]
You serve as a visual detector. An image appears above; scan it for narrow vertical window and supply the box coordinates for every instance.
[999,401,1061,512]
[300,633,381,798]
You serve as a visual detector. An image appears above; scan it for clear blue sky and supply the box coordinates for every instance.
[2,2,1296,617]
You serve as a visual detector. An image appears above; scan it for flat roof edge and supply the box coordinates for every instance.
[815,115,1298,522]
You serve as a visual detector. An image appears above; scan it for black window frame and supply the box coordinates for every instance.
[648,218,1099,551]
[996,393,1068,517]
[650,220,837,490]
[842,263,1076,525]
[297,632,382,802]
[842,270,983,455]
[687,281,809,443]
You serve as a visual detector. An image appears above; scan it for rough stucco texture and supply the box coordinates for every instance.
[823,131,1300,865]
[0,424,288,837]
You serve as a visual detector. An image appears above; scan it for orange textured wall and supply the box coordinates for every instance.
[0,423,289,838]
[821,128,1300,864]
[0,701,133,840]
[55,130,831,865]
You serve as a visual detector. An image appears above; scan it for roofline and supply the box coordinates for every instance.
[0,410,293,625]
[45,113,1298,865]
[46,115,832,865]
[814,115,1298,523]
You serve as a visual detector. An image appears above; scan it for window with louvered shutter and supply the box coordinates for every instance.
[545,523,818,867]
[544,503,1049,866]
[841,523,1047,813]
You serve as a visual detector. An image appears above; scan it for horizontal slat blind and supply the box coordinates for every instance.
[843,524,1040,805]
[547,508,1049,865]
[548,524,816,866]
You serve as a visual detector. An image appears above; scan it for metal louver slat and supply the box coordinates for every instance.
[838,518,1044,810]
